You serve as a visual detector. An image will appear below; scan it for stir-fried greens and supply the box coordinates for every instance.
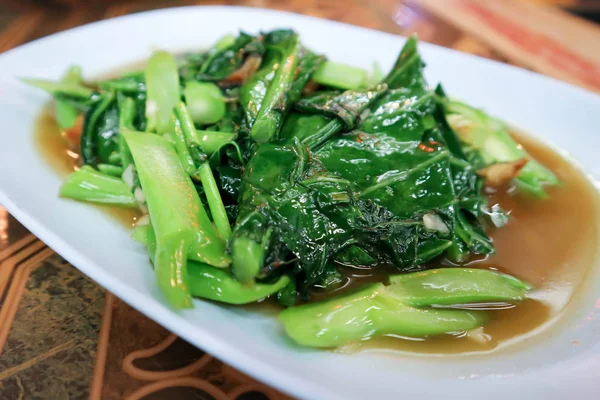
[25,31,560,348]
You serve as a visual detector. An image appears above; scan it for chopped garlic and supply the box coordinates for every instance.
[135,214,150,226]
[121,164,135,189]
[134,187,146,204]
[146,99,157,118]
[477,158,528,187]
[423,213,449,234]
[466,327,491,344]
[134,187,147,213]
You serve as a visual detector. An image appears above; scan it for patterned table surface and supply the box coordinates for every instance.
[0,1,599,399]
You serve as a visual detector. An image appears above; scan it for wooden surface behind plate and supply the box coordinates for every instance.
[0,1,597,399]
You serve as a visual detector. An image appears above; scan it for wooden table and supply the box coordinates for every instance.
[0,1,599,399]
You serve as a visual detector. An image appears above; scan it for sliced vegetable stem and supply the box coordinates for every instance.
[145,51,181,134]
[170,116,197,175]
[60,165,137,207]
[54,66,84,129]
[174,103,232,240]
[301,119,344,150]
[123,130,229,308]
[388,268,533,307]
[21,78,94,99]
[445,100,559,198]
[195,162,232,241]
[280,282,489,348]
[312,61,367,90]
[195,130,237,155]
[183,81,226,125]
[174,102,200,142]
[117,96,137,186]
[188,261,289,304]
[97,163,124,176]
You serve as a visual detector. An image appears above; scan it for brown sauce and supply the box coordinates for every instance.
[36,107,141,227]
[36,107,79,175]
[36,104,599,354]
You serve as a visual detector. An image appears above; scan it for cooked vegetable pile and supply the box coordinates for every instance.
[25,31,559,348]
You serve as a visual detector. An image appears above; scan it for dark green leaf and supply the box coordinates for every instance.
[197,32,265,82]
[81,92,120,166]
[241,30,324,143]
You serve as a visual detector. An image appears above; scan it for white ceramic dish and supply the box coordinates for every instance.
[1,6,599,399]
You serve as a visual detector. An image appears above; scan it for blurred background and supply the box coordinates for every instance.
[0,1,599,400]
[2,0,600,22]
[0,0,599,92]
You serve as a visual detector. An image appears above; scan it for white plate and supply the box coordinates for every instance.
[1,6,599,400]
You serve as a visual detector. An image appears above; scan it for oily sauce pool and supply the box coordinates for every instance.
[36,109,599,355]
[36,108,141,226]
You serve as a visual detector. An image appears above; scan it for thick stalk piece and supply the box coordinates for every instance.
[123,130,229,308]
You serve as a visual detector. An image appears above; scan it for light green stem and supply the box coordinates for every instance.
[145,51,181,134]
[312,61,367,90]
[59,166,137,208]
[389,268,533,307]
[123,130,230,308]
[188,261,290,304]
[280,283,488,348]
[175,103,232,241]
